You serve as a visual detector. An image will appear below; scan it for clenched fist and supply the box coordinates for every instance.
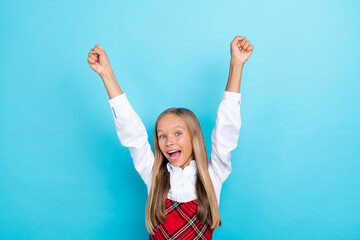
[87,45,112,76]
[230,36,254,65]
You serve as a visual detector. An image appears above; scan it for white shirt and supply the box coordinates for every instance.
[108,91,241,204]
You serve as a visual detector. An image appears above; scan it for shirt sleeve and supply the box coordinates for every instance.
[209,90,241,203]
[108,93,154,190]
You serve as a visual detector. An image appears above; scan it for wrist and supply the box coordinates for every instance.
[225,59,243,93]
[230,58,245,67]
[100,68,115,82]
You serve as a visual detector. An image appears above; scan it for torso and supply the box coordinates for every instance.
[149,198,213,240]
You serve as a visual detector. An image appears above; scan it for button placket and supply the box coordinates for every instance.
[175,171,181,200]
[170,171,175,199]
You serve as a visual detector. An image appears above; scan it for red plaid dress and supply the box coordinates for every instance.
[149,198,213,240]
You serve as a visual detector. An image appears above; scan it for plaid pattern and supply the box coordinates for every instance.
[149,198,213,240]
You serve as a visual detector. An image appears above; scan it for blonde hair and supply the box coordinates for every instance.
[145,108,221,234]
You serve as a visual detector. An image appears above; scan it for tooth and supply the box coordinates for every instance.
[168,150,179,154]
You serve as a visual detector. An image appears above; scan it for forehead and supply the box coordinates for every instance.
[157,114,187,131]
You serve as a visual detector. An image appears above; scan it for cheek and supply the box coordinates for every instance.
[179,136,192,152]
[158,141,165,153]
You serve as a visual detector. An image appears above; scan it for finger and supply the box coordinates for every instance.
[232,36,244,45]
[88,53,98,61]
[89,49,99,57]
[235,35,245,39]
[88,57,98,65]
[94,45,105,54]
[243,40,250,50]
[237,37,245,48]
[247,45,254,52]
[235,36,245,41]
[233,36,244,42]
[240,38,247,48]
[91,47,103,56]
[88,51,98,57]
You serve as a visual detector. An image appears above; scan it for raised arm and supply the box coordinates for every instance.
[88,45,123,99]
[225,36,254,93]
[209,36,253,202]
[88,45,154,190]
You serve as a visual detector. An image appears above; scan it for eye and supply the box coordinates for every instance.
[175,132,182,136]
[159,135,166,139]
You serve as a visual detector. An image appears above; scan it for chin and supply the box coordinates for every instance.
[165,157,182,166]
[170,159,192,169]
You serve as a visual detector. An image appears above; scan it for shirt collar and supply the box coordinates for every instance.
[167,160,197,175]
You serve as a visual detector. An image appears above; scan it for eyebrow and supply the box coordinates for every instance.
[157,125,185,133]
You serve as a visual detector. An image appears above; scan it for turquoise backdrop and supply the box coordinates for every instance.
[1,0,359,239]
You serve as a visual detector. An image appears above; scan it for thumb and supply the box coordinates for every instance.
[95,44,104,51]
[92,45,105,56]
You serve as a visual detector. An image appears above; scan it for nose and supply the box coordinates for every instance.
[166,135,175,146]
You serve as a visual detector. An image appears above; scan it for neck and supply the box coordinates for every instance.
[180,158,193,170]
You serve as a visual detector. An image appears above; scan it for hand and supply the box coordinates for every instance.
[230,36,254,65]
[87,45,112,76]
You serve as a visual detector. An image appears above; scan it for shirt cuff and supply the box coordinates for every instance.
[223,91,241,104]
[108,93,129,120]
[108,93,127,106]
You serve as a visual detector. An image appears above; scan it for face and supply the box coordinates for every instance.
[157,114,194,170]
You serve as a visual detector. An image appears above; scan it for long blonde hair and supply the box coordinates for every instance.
[145,108,221,234]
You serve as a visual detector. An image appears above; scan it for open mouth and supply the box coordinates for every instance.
[167,149,181,162]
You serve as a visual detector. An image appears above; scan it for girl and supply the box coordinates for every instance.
[87,36,253,239]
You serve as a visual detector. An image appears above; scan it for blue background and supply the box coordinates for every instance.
[1,0,359,239]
